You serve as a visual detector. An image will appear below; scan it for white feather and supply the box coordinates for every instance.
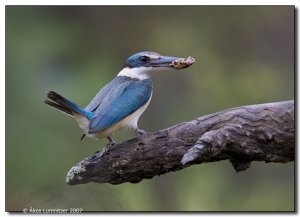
[117,67,170,80]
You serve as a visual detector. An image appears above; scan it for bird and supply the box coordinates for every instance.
[44,51,194,145]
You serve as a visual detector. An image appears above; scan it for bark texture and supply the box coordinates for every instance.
[66,100,294,185]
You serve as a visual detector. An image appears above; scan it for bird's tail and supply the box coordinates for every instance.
[44,91,93,119]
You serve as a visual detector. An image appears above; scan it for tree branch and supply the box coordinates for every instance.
[66,100,294,185]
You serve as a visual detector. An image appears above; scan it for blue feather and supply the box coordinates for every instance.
[85,76,134,112]
[88,78,152,134]
[46,91,94,120]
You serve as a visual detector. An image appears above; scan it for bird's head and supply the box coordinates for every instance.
[118,51,188,80]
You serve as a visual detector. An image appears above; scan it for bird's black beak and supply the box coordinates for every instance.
[149,56,181,68]
[149,55,196,69]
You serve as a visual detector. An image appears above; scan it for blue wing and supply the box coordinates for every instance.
[85,76,134,112]
[88,78,153,134]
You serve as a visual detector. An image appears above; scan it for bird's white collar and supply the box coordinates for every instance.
[117,67,161,80]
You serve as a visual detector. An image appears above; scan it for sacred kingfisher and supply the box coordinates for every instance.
[45,51,195,144]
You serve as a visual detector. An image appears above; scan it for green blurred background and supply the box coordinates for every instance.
[6,6,294,211]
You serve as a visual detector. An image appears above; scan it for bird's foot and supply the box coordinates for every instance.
[106,136,116,149]
[105,142,115,150]
[97,137,116,157]
[135,128,147,136]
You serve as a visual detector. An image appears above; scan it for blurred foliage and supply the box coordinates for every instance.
[6,6,294,211]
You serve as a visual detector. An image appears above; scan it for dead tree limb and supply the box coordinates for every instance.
[66,100,294,185]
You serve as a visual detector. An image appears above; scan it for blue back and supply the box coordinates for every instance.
[87,76,153,134]
[85,76,133,112]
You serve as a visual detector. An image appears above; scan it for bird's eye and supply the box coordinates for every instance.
[140,56,149,63]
